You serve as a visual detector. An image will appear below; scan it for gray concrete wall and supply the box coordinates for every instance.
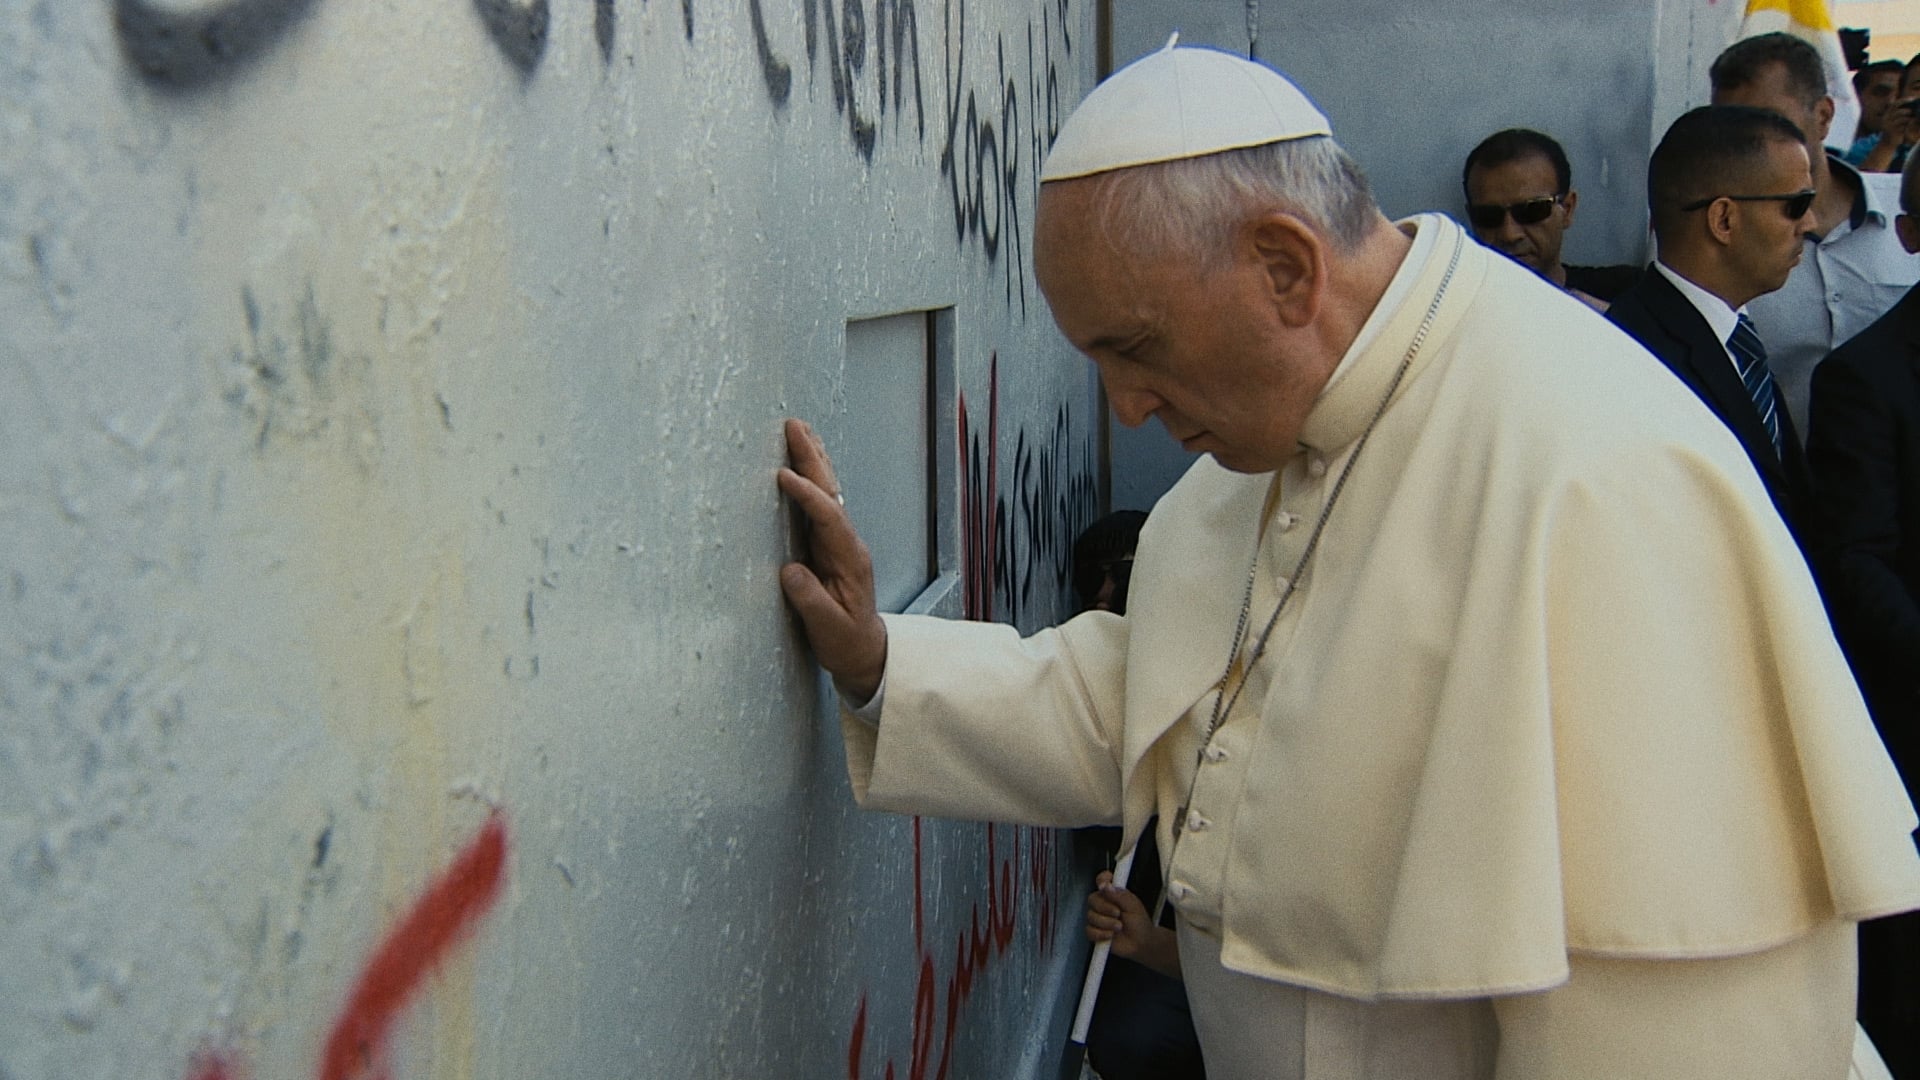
[0,1,1102,1077]
[1106,0,1748,512]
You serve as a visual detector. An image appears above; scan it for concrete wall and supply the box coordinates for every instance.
[1106,0,1749,513]
[0,1,1102,1077]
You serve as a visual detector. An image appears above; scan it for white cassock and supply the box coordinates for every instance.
[840,214,1920,1079]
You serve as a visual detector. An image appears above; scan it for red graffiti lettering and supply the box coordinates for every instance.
[849,816,1062,1080]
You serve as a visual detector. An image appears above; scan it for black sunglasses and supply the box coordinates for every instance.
[1679,189,1816,219]
[1465,195,1565,230]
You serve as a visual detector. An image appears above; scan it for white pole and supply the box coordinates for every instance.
[1068,845,1137,1045]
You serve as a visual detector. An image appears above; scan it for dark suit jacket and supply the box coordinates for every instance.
[1606,265,1823,555]
[1808,283,1920,786]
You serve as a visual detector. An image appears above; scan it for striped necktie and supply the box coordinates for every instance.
[1728,314,1783,460]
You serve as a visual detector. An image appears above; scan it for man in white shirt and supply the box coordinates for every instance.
[1711,32,1920,434]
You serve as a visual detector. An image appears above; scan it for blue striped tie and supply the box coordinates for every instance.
[1729,314,1783,460]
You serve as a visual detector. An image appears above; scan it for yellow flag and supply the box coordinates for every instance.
[1738,0,1858,150]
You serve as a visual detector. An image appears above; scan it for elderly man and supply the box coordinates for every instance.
[1710,32,1920,433]
[779,44,1920,1079]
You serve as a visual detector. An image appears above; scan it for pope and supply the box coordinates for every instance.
[777,43,1920,1079]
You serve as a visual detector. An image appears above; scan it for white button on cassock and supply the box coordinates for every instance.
[1307,455,1328,478]
[1167,881,1194,902]
[1185,810,1211,832]
[1203,744,1229,763]
[1274,510,1299,532]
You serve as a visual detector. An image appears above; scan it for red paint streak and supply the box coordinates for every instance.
[848,995,868,1080]
[319,812,510,1080]
[186,1048,243,1080]
[847,819,1060,1080]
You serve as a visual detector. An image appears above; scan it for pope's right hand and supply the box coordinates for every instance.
[778,418,888,703]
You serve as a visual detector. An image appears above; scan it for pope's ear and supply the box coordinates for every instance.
[1245,212,1326,328]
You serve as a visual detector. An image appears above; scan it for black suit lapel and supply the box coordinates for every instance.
[1638,272,1793,490]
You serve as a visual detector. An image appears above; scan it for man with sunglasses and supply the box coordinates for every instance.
[1607,105,1822,559]
[1462,129,1638,311]
[1710,32,1920,435]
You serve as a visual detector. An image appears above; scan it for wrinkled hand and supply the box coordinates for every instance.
[778,418,888,702]
[1084,870,1155,958]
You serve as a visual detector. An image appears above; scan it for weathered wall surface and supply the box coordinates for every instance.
[0,1,1100,1077]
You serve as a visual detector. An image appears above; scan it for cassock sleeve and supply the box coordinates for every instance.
[839,609,1130,828]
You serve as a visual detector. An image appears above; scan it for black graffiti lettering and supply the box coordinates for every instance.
[804,0,877,159]
[877,0,925,137]
[959,359,1097,628]
[748,0,930,163]
[473,0,550,74]
[995,37,1024,314]
[113,0,321,90]
[937,0,1069,315]
[843,0,865,74]
[595,0,614,64]
[749,0,795,104]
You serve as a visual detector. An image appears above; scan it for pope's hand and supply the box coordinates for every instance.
[778,418,888,703]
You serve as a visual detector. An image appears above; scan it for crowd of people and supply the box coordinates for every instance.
[778,30,1920,1080]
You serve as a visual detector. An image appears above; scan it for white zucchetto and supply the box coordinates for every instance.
[1039,34,1334,183]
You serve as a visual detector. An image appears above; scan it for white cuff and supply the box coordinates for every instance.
[841,673,886,724]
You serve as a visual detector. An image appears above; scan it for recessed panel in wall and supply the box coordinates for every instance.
[841,312,937,613]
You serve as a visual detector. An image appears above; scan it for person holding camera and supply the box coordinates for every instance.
[1856,92,1920,176]
[1845,60,1906,170]
[1710,33,1920,433]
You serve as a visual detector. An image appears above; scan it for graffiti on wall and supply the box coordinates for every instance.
[959,353,1097,629]
[111,0,1075,315]
[184,812,511,1080]
[840,355,1093,1078]
[111,0,554,84]
[845,819,1062,1080]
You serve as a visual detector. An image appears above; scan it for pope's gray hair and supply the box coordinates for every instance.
[1088,136,1379,268]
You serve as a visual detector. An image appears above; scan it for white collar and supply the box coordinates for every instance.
[1652,261,1744,348]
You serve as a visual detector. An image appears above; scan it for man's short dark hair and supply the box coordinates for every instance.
[1710,32,1829,107]
[1854,59,1904,92]
[1461,128,1572,194]
[1647,105,1808,235]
